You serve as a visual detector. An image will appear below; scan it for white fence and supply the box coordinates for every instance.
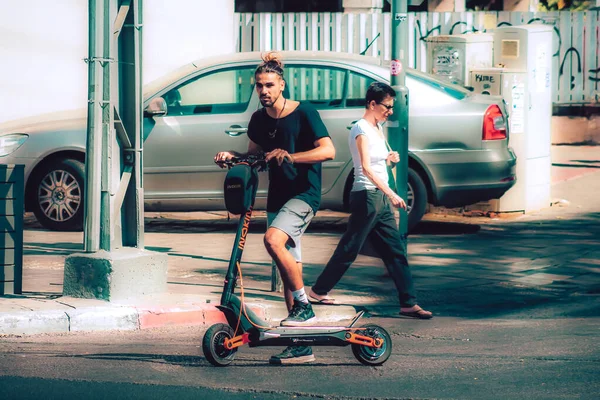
[235,11,600,105]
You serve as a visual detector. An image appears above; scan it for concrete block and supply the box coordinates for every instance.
[63,248,168,302]
[552,116,600,144]
[68,307,139,332]
[0,310,69,335]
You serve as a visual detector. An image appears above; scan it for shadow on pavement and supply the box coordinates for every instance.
[65,352,360,368]
[206,212,600,320]
[553,162,600,168]
[23,211,600,321]
[24,242,83,256]
[411,220,481,235]
[333,212,600,319]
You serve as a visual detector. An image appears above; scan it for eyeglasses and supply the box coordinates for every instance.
[378,103,394,110]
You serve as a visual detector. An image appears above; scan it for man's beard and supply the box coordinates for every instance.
[260,92,281,108]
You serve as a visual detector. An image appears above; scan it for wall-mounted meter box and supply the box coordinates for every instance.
[425,33,493,86]
[468,67,504,95]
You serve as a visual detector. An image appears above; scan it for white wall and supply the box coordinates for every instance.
[0,0,235,123]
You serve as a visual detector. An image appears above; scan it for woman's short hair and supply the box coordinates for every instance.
[255,52,284,77]
[365,82,396,108]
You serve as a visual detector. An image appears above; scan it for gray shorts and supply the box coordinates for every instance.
[267,199,315,262]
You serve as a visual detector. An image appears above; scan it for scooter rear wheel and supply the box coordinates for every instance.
[351,324,392,366]
[203,323,237,367]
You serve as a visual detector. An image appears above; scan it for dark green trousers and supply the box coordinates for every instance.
[312,189,417,307]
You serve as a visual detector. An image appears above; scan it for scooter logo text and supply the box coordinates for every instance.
[238,207,252,250]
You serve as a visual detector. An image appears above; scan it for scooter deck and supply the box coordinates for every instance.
[262,309,365,334]
[221,295,366,333]
[241,310,380,348]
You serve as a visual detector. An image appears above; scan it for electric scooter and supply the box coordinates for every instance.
[202,155,392,367]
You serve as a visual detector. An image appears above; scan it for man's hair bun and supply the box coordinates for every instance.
[256,52,284,76]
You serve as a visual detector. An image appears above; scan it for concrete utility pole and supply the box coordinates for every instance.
[84,0,106,252]
[84,0,145,251]
[63,0,167,302]
[388,0,410,253]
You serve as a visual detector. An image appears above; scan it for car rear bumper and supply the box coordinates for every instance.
[420,147,517,208]
[434,179,517,208]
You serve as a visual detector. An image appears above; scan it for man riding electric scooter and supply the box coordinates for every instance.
[214,52,335,365]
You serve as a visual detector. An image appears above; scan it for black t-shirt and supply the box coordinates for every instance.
[247,102,330,214]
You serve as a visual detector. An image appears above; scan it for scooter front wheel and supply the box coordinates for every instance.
[202,323,237,367]
[351,324,392,366]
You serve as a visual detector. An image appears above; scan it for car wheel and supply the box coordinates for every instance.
[407,168,427,232]
[343,167,428,232]
[31,159,85,231]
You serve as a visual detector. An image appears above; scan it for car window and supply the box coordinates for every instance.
[346,71,376,108]
[163,66,255,115]
[283,65,346,109]
[407,71,469,100]
[406,76,457,107]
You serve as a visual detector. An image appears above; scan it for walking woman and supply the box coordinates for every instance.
[309,82,432,319]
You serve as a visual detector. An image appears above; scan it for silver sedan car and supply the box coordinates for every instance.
[0,51,516,231]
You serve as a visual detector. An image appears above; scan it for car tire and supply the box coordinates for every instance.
[343,167,428,233]
[30,159,85,231]
[407,168,427,232]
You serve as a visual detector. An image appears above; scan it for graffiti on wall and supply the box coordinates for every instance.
[413,12,599,102]
[236,11,600,104]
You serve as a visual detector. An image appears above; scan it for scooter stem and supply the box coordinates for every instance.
[221,207,253,306]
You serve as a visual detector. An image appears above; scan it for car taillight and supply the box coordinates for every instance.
[482,105,507,140]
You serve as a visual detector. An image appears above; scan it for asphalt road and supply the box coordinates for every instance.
[1,316,599,400]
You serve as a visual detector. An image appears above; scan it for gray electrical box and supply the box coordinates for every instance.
[494,25,554,213]
[469,67,504,95]
[425,33,494,86]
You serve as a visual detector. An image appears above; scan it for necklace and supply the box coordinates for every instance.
[268,98,287,139]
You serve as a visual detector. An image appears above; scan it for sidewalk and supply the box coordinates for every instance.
[1,146,599,335]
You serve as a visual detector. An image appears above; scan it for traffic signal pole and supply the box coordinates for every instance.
[388,0,410,253]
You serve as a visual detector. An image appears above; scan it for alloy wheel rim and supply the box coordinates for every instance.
[213,331,234,358]
[406,181,414,214]
[360,327,387,359]
[38,169,82,223]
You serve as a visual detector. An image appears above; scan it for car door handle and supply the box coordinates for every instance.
[225,125,247,136]
[346,120,358,130]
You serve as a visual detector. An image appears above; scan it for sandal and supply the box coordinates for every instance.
[308,288,337,305]
[400,306,433,320]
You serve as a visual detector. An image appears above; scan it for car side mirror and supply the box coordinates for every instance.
[144,97,167,118]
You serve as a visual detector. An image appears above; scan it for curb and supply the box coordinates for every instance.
[0,301,360,336]
[0,303,248,336]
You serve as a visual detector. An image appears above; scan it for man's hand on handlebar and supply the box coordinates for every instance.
[265,148,294,166]
[214,151,236,168]
[214,152,268,170]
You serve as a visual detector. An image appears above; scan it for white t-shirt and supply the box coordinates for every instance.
[349,119,389,192]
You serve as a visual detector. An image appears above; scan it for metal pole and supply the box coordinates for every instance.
[84,0,105,252]
[119,0,145,248]
[100,0,113,251]
[389,0,410,254]
[133,0,144,248]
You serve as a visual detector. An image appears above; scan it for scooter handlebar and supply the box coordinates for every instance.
[215,154,268,171]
